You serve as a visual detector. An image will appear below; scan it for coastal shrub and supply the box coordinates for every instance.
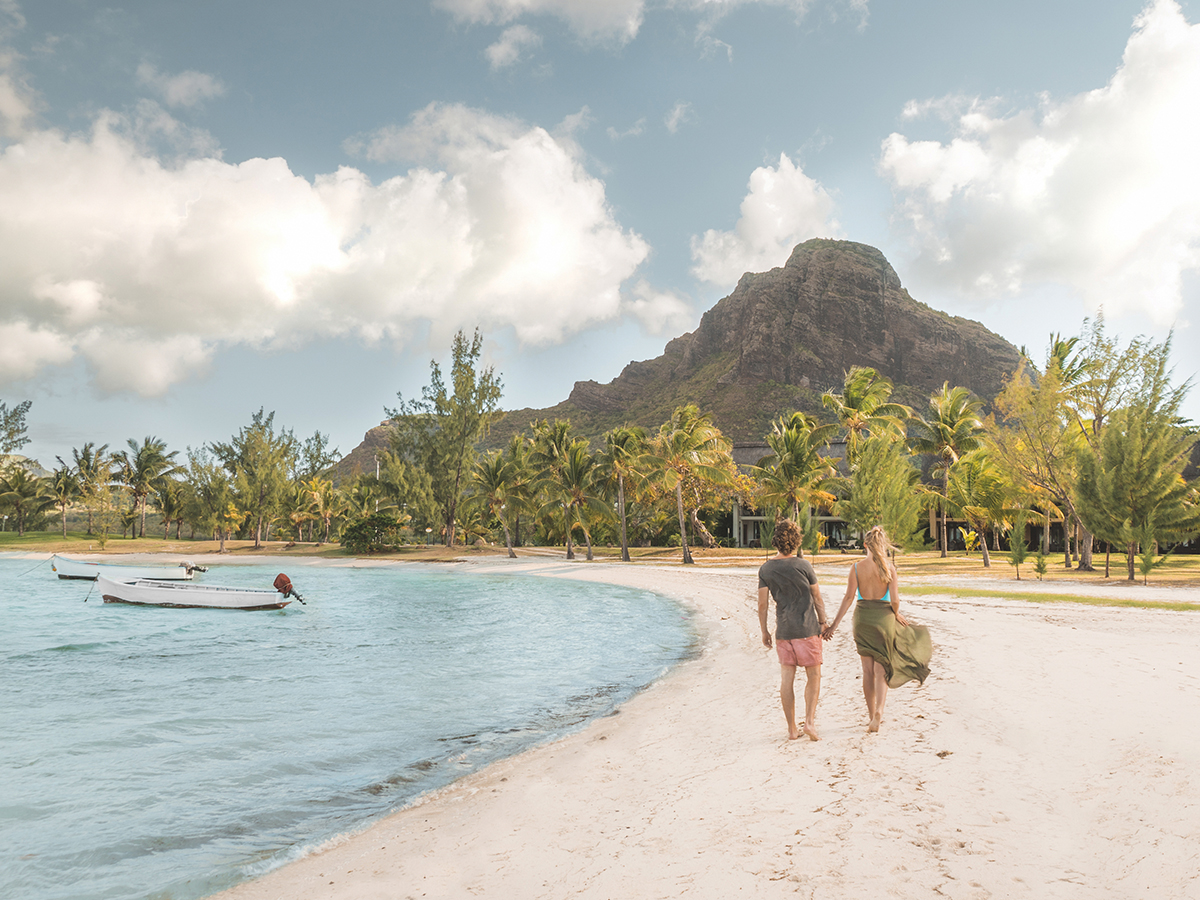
[341,512,406,553]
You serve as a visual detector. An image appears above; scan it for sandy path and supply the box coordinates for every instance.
[210,561,1200,900]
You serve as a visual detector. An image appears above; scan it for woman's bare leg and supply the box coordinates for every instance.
[860,655,876,722]
[779,664,801,739]
[802,664,821,740]
[869,659,889,732]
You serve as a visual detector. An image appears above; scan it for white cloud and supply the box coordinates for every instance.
[485,24,542,68]
[606,118,645,140]
[435,0,644,43]
[879,0,1200,325]
[0,321,72,382]
[690,153,841,286]
[664,101,694,134]
[0,101,649,394]
[622,280,694,334]
[136,63,225,108]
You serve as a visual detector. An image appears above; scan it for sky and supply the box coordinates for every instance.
[3,0,1199,467]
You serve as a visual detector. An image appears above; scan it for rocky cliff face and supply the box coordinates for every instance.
[689,239,1018,399]
[492,240,1020,444]
[342,239,1022,465]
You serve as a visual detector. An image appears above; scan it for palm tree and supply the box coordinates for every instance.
[642,405,733,565]
[531,419,581,559]
[49,463,80,537]
[67,442,111,535]
[946,450,1010,568]
[910,383,986,557]
[557,441,608,561]
[754,412,839,550]
[302,476,341,543]
[822,366,911,461]
[157,482,189,540]
[470,451,519,558]
[117,436,181,538]
[0,466,55,535]
[599,425,647,562]
[503,433,536,548]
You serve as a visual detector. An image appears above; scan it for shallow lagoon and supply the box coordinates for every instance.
[0,556,696,900]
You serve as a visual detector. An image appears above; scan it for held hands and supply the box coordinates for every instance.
[820,624,835,641]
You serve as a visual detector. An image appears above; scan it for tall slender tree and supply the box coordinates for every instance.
[1074,364,1200,581]
[211,410,296,549]
[388,330,503,547]
[49,462,80,537]
[599,425,646,562]
[0,400,31,455]
[642,405,732,565]
[754,412,838,556]
[909,383,986,557]
[470,451,519,558]
[116,436,181,538]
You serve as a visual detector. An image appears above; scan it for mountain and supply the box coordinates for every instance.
[488,239,1021,445]
[336,239,1023,473]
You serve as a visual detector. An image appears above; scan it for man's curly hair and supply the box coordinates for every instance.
[772,518,803,555]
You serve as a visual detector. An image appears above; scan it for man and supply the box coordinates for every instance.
[758,518,828,741]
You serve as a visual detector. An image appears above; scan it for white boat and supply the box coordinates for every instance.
[96,573,304,611]
[52,554,207,581]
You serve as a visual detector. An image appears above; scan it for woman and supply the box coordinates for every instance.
[758,518,829,741]
[823,526,931,733]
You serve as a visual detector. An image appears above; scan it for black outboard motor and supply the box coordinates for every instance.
[273,573,306,604]
[181,561,209,575]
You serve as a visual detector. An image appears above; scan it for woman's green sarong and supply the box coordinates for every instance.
[853,599,932,688]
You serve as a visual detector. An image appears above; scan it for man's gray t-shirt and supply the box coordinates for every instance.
[758,556,820,640]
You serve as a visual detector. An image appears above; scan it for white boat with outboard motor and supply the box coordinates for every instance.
[52,554,207,581]
[95,573,305,610]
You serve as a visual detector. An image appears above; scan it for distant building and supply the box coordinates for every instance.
[730,440,857,550]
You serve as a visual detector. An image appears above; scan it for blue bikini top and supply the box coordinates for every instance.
[854,561,891,602]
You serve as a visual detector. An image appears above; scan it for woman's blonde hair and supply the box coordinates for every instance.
[863,526,896,581]
[772,518,803,555]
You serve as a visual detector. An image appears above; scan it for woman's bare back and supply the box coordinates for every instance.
[855,559,893,601]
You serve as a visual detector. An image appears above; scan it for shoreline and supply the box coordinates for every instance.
[195,559,1200,900]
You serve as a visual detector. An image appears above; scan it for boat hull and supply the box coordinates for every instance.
[52,555,196,581]
[96,576,291,610]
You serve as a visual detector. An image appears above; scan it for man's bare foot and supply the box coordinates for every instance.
[804,722,820,742]
[867,716,881,733]
[788,728,802,740]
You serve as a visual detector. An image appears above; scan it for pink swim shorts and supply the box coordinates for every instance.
[775,635,823,667]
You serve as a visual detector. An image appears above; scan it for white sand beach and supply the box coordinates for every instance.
[210,558,1200,900]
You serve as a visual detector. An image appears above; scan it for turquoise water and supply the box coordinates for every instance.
[0,557,696,900]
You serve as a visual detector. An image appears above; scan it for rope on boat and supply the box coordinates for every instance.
[14,555,53,578]
[83,580,97,603]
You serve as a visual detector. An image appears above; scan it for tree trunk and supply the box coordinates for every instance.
[61,506,67,537]
[1126,542,1136,581]
[502,518,516,558]
[929,505,938,551]
[939,475,949,558]
[980,527,991,568]
[1042,510,1050,555]
[583,516,594,561]
[139,495,147,538]
[1078,522,1095,571]
[565,506,575,560]
[618,474,630,563]
[690,508,717,548]
[675,482,693,564]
